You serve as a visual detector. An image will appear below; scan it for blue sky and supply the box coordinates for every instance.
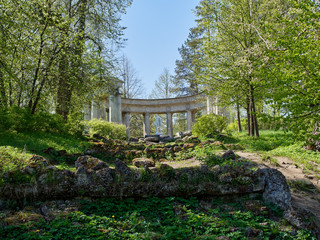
[120,0,200,97]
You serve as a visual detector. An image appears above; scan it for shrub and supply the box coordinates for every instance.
[85,119,126,140]
[0,107,84,135]
[0,146,32,172]
[192,114,228,137]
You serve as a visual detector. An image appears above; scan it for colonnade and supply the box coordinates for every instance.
[121,110,196,137]
[85,92,218,138]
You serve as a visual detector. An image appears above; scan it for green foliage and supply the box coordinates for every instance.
[222,130,320,174]
[0,107,84,135]
[224,130,296,152]
[85,119,126,140]
[0,197,315,239]
[194,145,222,165]
[270,142,320,174]
[192,114,228,137]
[0,131,91,172]
[0,0,132,118]
[194,145,244,168]
[264,0,320,137]
[228,116,282,133]
[0,146,32,172]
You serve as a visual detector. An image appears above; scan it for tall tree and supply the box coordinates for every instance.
[55,0,132,118]
[193,0,281,137]
[0,0,132,118]
[120,55,144,99]
[264,0,320,136]
[118,55,144,138]
[150,68,175,99]
[149,68,175,135]
[174,27,203,96]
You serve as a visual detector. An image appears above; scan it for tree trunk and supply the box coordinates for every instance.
[56,54,72,119]
[0,67,6,108]
[236,103,242,132]
[249,86,259,137]
[252,101,259,137]
[246,100,251,136]
[56,0,87,119]
[32,71,48,114]
[250,103,255,137]
[28,25,47,109]
[32,54,55,114]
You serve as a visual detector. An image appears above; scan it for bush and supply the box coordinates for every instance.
[192,114,228,137]
[85,119,126,140]
[0,107,84,135]
[0,146,32,172]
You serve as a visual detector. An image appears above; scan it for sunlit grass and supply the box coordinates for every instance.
[228,130,320,174]
[0,131,91,155]
[226,130,296,151]
[0,146,32,172]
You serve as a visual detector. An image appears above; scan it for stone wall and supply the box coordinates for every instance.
[0,156,291,211]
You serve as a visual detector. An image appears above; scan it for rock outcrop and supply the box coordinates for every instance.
[0,155,292,211]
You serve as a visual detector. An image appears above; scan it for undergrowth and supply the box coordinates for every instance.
[0,197,315,239]
[0,146,32,172]
[0,131,91,155]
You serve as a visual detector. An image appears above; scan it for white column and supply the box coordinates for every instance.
[84,104,91,121]
[143,112,150,136]
[191,111,196,123]
[215,97,219,115]
[100,101,107,120]
[187,110,192,132]
[109,93,122,123]
[166,112,173,137]
[124,112,130,138]
[91,101,98,119]
[206,96,214,114]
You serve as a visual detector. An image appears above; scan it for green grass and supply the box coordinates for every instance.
[224,130,297,152]
[223,130,320,174]
[0,131,91,155]
[0,146,33,172]
[0,131,92,172]
[270,142,320,173]
[0,197,315,239]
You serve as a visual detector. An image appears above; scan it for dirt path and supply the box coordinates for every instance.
[236,151,320,220]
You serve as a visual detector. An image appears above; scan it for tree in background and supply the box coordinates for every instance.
[174,28,203,96]
[264,0,320,137]
[118,55,144,138]
[150,68,175,99]
[192,0,283,137]
[120,55,144,99]
[0,0,132,120]
[149,68,175,135]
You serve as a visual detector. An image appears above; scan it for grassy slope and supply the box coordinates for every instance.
[0,131,318,239]
[0,131,92,171]
[225,130,320,175]
[0,131,91,154]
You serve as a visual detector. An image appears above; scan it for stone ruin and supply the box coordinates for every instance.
[0,153,291,211]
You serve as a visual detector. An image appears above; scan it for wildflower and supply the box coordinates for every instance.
[112,215,115,218]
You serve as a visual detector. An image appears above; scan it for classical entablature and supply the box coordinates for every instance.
[120,94,206,114]
[85,88,218,137]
